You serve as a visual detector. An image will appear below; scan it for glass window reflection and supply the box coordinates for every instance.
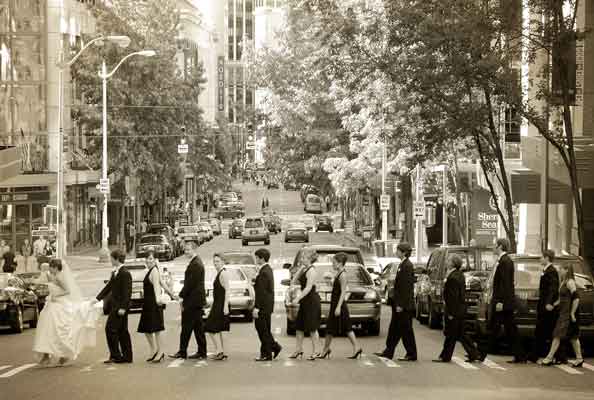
[11,36,44,81]
[0,204,12,235]
[13,84,46,133]
[13,0,43,33]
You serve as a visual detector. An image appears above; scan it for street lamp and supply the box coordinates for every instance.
[97,50,156,263]
[56,35,130,259]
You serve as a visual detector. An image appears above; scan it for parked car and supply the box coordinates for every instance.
[242,217,270,246]
[466,255,594,342]
[222,251,258,282]
[304,194,323,214]
[0,273,38,333]
[228,219,244,239]
[175,225,203,245]
[282,245,381,335]
[136,234,175,261]
[216,206,245,220]
[315,215,334,232]
[375,261,428,304]
[16,272,50,311]
[284,222,309,243]
[415,246,494,328]
[203,266,255,322]
[208,219,222,235]
[147,223,179,257]
[198,222,214,241]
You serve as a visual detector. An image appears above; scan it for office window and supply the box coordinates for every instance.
[12,0,44,33]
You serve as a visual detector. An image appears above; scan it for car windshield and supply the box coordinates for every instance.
[205,268,245,282]
[313,265,372,285]
[245,219,263,228]
[223,254,255,265]
[307,196,321,203]
[311,250,364,265]
[140,235,164,244]
[148,226,169,234]
[177,227,197,234]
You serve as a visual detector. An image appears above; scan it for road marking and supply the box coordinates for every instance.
[283,360,295,367]
[581,362,594,372]
[80,365,93,372]
[377,357,400,368]
[0,365,13,372]
[555,364,584,375]
[0,363,37,378]
[482,358,506,371]
[452,357,479,370]
[106,366,117,371]
[359,355,375,367]
[167,359,185,368]
[194,361,208,367]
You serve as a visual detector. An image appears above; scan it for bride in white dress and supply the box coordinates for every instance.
[33,259,98,366]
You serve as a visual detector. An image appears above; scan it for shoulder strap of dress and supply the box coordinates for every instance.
[336,270,344,280]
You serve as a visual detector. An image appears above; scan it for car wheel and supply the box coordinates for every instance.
[244,312,253,322]
[11,306,24,333]
[286,318,296,336]
[284,238,289,243]
[242,240,248,246]
[29,306,39,328]
[264,239,270,245]
[329,228,334,233]
[428,300,442,329]
[367,320,381,336]
[305,238,309,243]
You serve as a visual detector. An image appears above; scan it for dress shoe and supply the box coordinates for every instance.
[397,356,417,362]
[254,356,272,362]
[466,352,487,363]
[273,345,282,359]
[188,352,206,360]
[103,358,120,364]
[169,352,187,359]
[373,351,391,359]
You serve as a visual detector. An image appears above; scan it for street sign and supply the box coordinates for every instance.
[380,194,390,211]
[414,200,425,219]
[246,142,256,150]
[99,178,110,194]
[178,144,189,154]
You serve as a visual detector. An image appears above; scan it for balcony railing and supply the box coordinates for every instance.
[18,138,48,173]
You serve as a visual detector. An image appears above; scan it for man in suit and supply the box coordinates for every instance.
[482,238,526,363]
[253,248,282,361]
[528,249,564,363]
[375,242,417,361]
[170,240,207,359]
[94,249,133,364]
[434,255,485,363]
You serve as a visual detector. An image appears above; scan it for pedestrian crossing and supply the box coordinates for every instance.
[1,357,593,380]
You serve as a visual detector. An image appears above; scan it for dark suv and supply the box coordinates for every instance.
[465,255,594,340]
[415,246,494,329]
[315,215,334,232]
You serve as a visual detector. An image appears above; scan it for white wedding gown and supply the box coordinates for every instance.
[33,274,99,361]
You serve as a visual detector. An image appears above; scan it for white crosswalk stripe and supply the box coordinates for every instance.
[377,357,400,368]
[481,358,506,371]
[0,363,37,378]
[167,359,185,368]
[555,364,583,375]
[359,355,375,367]
[0,365,13,372]
[452,357,479,370]
[283,360,296,367]
[194,361,208,367]
[582,362,594,372]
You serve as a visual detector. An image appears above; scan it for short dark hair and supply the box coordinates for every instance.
[49,258,63,271]
[255,248,271,262]
[333,252,348,265]
[110,249,126,264]
[542,249,555,262]
[495,238,510,253]
[213,253,227,263]
[397,242,412,258]
[449,255,463,270]
[185,239,199,248]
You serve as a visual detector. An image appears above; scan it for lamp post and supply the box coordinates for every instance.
[97,50,157,263]
[56,35,130,259]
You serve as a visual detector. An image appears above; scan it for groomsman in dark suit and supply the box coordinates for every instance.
[170,240,207,359]
[434,254,485,363]
[482,238,526,363]
[253,248,282,361]
[375,242,417,361]
[95,249,133,364]
[528,249,564,363]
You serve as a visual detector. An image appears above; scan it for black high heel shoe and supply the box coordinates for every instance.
[348,349,363,360]
[317,349,332,359]
[571,359,584,368]
[214,353,228,361]
[289,351,304,359]
[146,351,158,362]
[151,353,165,363]
[307,353,320,361]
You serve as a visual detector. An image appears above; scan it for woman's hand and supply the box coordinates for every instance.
[223,305,229,316]
[571,313,577,323]
[334,308,341,317]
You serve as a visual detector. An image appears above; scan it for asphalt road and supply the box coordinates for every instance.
[2,185,594,400]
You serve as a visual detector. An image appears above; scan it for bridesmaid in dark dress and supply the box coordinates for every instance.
[319,252,362,359]
[541,264,584,367]
[290,248,321,360]
[138,252,177,363]
[204,253,230,360]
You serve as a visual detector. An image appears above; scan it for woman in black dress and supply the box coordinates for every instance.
[290,248,321,360]
[319,253,362,359]
[138,252,177,363]
[204,253,230,360]
[540,264,584,367]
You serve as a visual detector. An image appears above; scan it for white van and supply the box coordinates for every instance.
[304,194,323,214]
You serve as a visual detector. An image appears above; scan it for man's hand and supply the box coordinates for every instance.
[253,308,259,319]
[334,308,341,317]
[545,304,554,312]
[117,308,125,316]
[395,306,403,313]
[495,302,503,312]
[223,305,229,316]
[448,315,454,320]
[90,299,98,306]
[180,304,184,313]
[571,313,576,323]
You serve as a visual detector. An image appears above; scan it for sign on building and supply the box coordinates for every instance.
[470,188,499,246]
[576,39,584,106]
[217,56,225,112]
[414,200,425,219]
[380,194,390,211]
[178,143,189,154]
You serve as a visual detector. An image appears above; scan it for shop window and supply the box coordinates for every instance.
[15,204,29,233]
[12,0,44,33]
[0,204,12,235]
[12,84,46,134]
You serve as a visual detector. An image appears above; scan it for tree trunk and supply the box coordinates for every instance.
[451,153,466,245]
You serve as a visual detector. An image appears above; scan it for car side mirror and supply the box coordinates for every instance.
[283,263,292,269]
[281,279,291,286]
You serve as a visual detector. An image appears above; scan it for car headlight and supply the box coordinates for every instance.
[364,290,379,301]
